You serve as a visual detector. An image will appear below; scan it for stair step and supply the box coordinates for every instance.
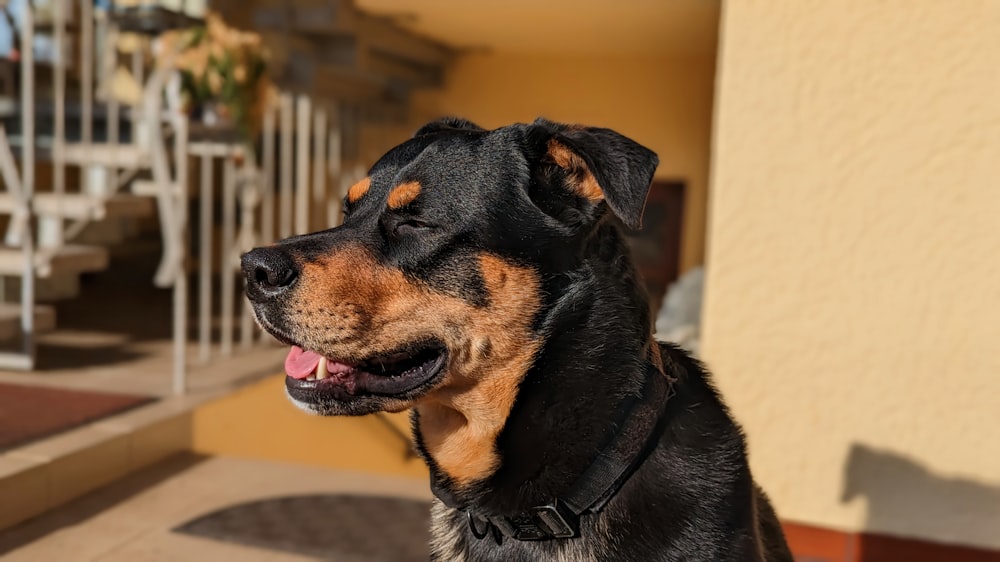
[0,193,155,220]
[0,304,57,340]
[62,144,149,168]
[0,397,196,530]
[3,275,82,302]
[130,179,182,197]
[0,245,109,278]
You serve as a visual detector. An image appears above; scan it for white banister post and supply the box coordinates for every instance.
[239,154,256,349]
[279,93,293,239]
[81,0,93,145]
[295,95,311,235]
[312,106,327,230]
[198,153,213,362]
[327,105,343,227]
[51,0,67,246]
[105,16,119,193]
[173,116,189,395]
[261,102,276,243]
[221,152,236,356]
[19,0,36,367]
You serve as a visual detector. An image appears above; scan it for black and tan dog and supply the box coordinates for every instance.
[242,118,793,561]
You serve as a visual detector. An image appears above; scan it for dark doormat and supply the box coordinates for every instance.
[0,382,155,452]
[174,495,431,561]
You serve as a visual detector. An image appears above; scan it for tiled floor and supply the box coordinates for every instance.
[4,452,996,561]
[175,494,430,560]
[0,454,430,561]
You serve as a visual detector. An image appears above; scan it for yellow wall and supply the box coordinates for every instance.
[405,51,717,273]
[704,0,1000,549]
[192,375,427,479]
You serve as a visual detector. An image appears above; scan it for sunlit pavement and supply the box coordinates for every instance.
[0,454,430,561]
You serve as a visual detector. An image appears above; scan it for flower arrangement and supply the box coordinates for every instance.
[161,12,274,139]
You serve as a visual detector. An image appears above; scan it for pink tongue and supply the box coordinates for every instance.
[284,346,356,379]
[285,346,320,379]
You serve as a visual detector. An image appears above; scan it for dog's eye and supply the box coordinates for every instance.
[393,220,433,236]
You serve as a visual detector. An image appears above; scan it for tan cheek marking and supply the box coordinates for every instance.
[416,255,541,486]
[387,181,421,209]
[286,247,541,487]
[547,139,604,202]
[290,246,406,354]
[347,177,371,203]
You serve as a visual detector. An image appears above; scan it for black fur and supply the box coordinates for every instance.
[244,117,793,561]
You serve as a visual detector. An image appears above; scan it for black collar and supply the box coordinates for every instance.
[431,360,676,543]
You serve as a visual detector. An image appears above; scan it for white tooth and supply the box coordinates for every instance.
[307,374,317,381]
[315,356,329,380]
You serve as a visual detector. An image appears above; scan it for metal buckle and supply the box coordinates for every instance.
[468,500,580,542]
[506,513,550,541]
[498,499,579,541]
[532,500,578,538]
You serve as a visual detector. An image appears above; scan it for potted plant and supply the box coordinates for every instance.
[161,11,274,141]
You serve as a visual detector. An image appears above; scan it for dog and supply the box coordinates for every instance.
[242,117,793,561]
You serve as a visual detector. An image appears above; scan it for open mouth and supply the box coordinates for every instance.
[284,343,447,399]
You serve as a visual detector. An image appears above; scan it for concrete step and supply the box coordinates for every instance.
[0,193,155,220]
[0,348,287,532]
[0,244,109,278]
[62,144,149,168]
[0,303,57,340]
[129,179,182,197]
[3,274,82,303]
[0,396,200,531]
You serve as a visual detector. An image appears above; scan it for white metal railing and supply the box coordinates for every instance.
[180,93,366,393]
[0,0,36,370]
[0,1,371,391]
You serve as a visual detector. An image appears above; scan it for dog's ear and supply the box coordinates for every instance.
[527,119,658,229]
[414,117,485,138]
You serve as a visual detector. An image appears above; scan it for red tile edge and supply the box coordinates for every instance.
[782,521,1000,562]
[783,521,855,562]
[859,533,1000,562]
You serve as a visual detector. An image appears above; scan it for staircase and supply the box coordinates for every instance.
[0,0,451,385]
[0,0,178,369]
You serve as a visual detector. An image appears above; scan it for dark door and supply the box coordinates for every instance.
[624,181,685,314]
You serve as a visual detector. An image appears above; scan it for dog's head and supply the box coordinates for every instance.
[243,118,658,421]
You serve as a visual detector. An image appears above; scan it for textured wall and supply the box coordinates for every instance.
[406,52,717,273]
[704,0,1000,549]
[192,375,427,478]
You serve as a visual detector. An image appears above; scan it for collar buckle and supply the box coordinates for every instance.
[531,499,579,538]
[477,499,579,541]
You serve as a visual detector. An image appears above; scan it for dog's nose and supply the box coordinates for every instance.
[242,247,299,301]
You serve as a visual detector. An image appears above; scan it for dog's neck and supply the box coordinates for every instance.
[415,222,662,519]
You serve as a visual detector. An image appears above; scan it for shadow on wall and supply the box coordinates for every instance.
[841,444,1000,557]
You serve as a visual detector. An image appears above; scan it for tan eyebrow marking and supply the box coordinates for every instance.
[347,177,371,203]
[387,181,422,209]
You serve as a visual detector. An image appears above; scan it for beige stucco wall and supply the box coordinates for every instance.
[404,51,717,273]
[703,0,1000,549]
